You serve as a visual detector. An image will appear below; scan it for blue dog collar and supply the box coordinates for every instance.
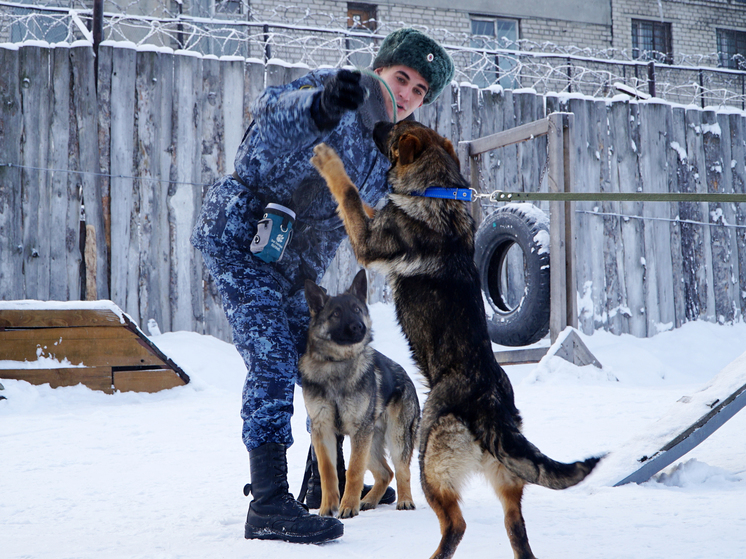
[411,187,474,202]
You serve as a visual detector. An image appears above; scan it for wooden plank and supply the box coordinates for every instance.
[466,116,550,156]
[113,369,186,393]
[600,99,625,335]
[171,51,204,334]
[493,347,549,366]
[619,102,647,337]
[706,111,739,323]
[93,43,113,300]
[109,43,138,320]
[244,58,265,125]
[667,107,688,329]
[157,49,174,334]
[265,59,287,88]
[135,48,171,335]
[730,113,746,317]
[0,325,140,342]
[19,43,53,300]
[0,46,23,301]
[70,43,105,300]
[548,112,567,343]
[685,108,716,321]
[0,335,165,368]
[514,90,543,194]
[0,367,113,393]
[639,102,675,333]
[569,98,606,335]
[499,90,519,197]
[49,44,80,302]
[563,113,578,331]
[222,57,245,175]
[0,308,122,328]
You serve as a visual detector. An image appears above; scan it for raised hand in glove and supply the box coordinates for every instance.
[311,69,366,131]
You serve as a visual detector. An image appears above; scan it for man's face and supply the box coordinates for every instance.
[374,65,429,121]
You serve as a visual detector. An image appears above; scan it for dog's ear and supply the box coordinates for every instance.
[442,138,460,171]
[304,280,329,316]
[398,133,423,166]
[348,269,368,303]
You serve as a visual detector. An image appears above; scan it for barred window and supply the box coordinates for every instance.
[470,16,519,89]
[717,29,746,70]
[346,3,377,67]
[631,19,672,64]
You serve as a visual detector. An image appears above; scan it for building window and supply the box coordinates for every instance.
[631,19,672,64]
[214,0,243,15]
[717,29,746,70]
[346,3,377,67]
[470,16,519,89]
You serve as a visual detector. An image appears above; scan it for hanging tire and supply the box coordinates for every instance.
[474,204,551,347]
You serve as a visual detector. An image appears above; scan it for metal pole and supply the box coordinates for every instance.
[92,0,103,53]
[647,60,656,97]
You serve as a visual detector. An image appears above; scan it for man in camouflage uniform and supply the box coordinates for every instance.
[191,28,454,544]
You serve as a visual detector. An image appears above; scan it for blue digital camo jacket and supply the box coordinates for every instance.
[191,69,394,294]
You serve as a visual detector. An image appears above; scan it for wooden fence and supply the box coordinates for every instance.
[1,42,745,342]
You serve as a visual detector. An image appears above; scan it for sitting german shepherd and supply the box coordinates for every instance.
[311,121,600,559]
[300,269,420,519]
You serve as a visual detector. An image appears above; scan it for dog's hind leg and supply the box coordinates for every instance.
[484,456,536,559]
[386,405,417,510]
[339,431,373,518]
[311,431,340,517]
[420,415,481,559]
[361,427,394,510]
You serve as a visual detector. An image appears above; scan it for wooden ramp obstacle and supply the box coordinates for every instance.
[0,301,189,394]
[588,349,746,486]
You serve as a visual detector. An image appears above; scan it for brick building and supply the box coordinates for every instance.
[238,0,746,67]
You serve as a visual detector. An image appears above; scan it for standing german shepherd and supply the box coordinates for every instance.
[310,121,600,559]
[300,269,420,519]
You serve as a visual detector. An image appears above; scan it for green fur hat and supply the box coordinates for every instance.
[372,28,454,105]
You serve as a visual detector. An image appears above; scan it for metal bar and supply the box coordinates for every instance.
[647,60,656,97]
[489,191,746,203]
[461,117,551,156]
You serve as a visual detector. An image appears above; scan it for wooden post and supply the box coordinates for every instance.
[563,113,578,330]
[548,112,567,343]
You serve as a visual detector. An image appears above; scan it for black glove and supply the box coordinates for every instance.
[311,69,366,131]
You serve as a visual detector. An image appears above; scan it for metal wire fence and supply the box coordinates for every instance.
[1,0,745,108]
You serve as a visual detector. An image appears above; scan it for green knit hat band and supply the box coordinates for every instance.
[372,28,455,105]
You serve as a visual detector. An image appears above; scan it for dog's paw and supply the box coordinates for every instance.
[337,503,360,519]
[319,504,339,517]
[360,501,377,511]
[311,143,344,177]
[396,500,416,511]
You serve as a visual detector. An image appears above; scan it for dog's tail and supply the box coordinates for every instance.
[479,418,601,490]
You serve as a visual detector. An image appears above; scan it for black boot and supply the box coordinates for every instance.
[245,442,343,543]
[300,435,396,508]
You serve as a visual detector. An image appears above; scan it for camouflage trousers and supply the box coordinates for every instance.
[202,253,309,453]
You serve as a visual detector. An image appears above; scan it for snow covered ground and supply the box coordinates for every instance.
[2,303,745,559]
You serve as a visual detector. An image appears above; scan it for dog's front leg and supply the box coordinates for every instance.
[311,144,374,265]
[311,431,340,517]
[338,431,373,519]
